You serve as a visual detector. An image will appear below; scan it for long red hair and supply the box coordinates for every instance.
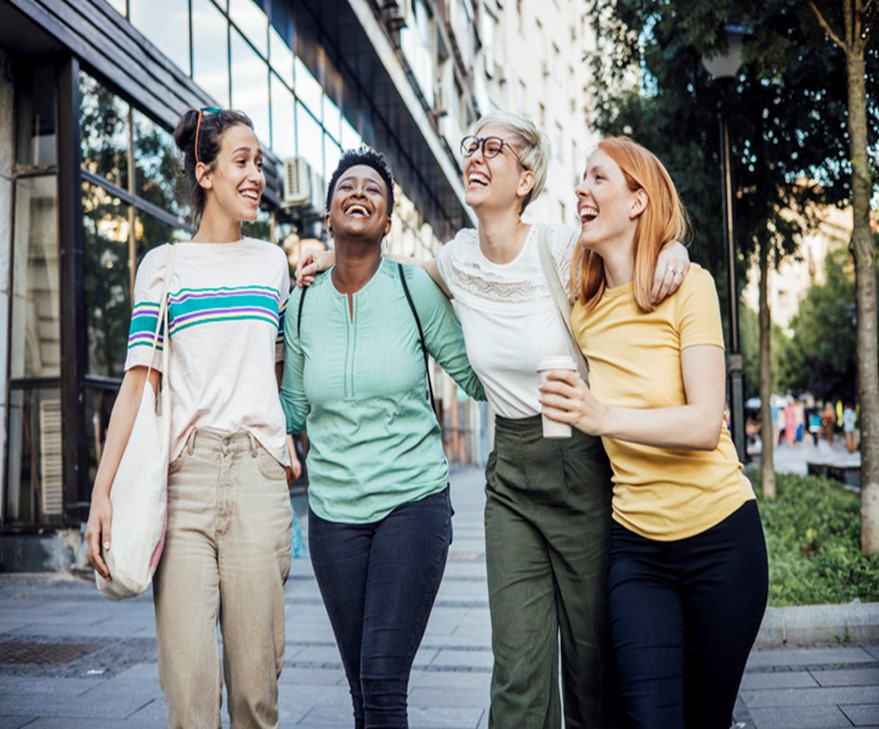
[573,136,690,312]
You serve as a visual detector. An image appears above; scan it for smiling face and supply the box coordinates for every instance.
[574,148,645,254]
[462,124,533,213]
[198,123,265,223]
[326,164,392,243]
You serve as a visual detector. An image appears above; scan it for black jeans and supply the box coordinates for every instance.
[608,500,768,729]
[309,488,452,729]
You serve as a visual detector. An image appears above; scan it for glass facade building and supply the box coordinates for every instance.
[0,0,486,556]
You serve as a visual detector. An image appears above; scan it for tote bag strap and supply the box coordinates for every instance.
[141,246,176,421]
[536,230,590,386]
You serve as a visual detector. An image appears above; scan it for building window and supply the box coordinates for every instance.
[192,0,231,107]
[7,63,63,528]
[129,0,191,75]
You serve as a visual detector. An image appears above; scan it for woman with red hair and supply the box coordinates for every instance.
[541,136,768,729]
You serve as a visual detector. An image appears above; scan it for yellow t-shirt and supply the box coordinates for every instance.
[570,264,754,541]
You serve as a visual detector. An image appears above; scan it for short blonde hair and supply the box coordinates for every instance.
[472,111,549,211]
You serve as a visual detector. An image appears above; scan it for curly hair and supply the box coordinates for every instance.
[325,146,395,216]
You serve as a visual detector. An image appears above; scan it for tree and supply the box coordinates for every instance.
[584,1,878,542]
[806,0,879,554]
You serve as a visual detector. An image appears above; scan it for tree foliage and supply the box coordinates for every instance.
[583,0,878,301]
[778,246,858,401]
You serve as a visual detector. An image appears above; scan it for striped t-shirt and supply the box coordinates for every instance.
[125,239,290,464]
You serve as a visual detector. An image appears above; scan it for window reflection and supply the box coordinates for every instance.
[271,75,295,159]
[80,73,130,189]
[135,212,190,263]
[15,66,57,166]
[130,0,191,74]
[231,29,270,143]
[269,25,294,83]
[10,176,60,379]
[242,207,272,242]
[323,95,342,144]
[5,386,64,527]
[82,182,133,379]
[229,0,267,57]
[324,137,341,181]
[295,56,323,123]
[192,0,231,107]
[133,110,189,220]
[341,116,362,150]
[296,103,324,177]
[84,385,119,496]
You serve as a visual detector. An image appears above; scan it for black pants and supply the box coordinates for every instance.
[608,500,768,729]
[309,488,451,729]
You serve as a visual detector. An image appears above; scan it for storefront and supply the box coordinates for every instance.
[1,0,481,563]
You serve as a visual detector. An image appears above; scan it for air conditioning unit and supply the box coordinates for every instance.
[282,157,313,208]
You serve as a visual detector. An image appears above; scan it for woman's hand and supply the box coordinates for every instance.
[85,492,113,580]
[652,241,691,303]
[295,249,335,287]
[285,435,302,488]
[539,370,608,436]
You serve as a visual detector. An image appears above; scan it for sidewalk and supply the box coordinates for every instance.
[1,464,877,728]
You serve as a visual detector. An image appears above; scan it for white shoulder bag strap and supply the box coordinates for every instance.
[145,245,176,426]
[536,230,591,386]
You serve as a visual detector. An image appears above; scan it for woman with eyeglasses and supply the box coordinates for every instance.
[86,107,297,729]
[297,110,690,727]
[540,136,767,729]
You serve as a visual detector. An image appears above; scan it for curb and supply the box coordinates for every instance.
[754,602,879,646]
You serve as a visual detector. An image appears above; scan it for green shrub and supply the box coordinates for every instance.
[753,472,879,606]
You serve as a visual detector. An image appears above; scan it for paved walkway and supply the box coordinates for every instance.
[1,463,877,728]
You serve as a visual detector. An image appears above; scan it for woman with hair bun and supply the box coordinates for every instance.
[86,107,297,729]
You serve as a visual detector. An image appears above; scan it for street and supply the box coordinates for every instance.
[1,461,877,728]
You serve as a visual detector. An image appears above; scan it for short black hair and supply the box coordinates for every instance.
[325,146,395,215]
[173,107,256,226]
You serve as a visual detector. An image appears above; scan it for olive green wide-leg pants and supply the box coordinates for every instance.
[485,415,620,729]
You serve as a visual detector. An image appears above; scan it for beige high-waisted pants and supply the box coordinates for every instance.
[154,428,292,729]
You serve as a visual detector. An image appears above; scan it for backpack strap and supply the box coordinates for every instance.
[398,263,438,417]
[296,284,308,339]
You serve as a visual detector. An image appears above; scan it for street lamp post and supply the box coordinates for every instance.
[702,25,748,463]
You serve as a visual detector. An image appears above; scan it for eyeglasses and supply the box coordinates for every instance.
[194,106,223,165]
[459,135,527,168]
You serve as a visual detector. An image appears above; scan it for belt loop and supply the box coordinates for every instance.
[187,428,197,455]
[248,432,258,457]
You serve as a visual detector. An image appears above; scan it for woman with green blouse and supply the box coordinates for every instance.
[279,146,484,728]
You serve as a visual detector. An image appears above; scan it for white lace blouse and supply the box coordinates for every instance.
[435,223,578,419]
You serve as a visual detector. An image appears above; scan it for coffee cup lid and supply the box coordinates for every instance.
[537,355,577,371]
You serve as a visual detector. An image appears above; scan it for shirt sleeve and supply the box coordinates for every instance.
[678,267,726,350]
[279,286,310,434]
[405,265,485,401]
[275,249,291,363]
[124,245,169,373]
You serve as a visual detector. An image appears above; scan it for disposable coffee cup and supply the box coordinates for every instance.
[537,355,578,438]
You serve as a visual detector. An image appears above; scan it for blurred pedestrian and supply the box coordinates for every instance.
[822,401,836,444]
[541,136,768,729]
[843,404,857,453]
[280,147,484,728]
[784,400,797,447]
[86,107,298,728]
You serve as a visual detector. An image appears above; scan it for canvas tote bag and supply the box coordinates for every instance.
[96,246,175,600]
